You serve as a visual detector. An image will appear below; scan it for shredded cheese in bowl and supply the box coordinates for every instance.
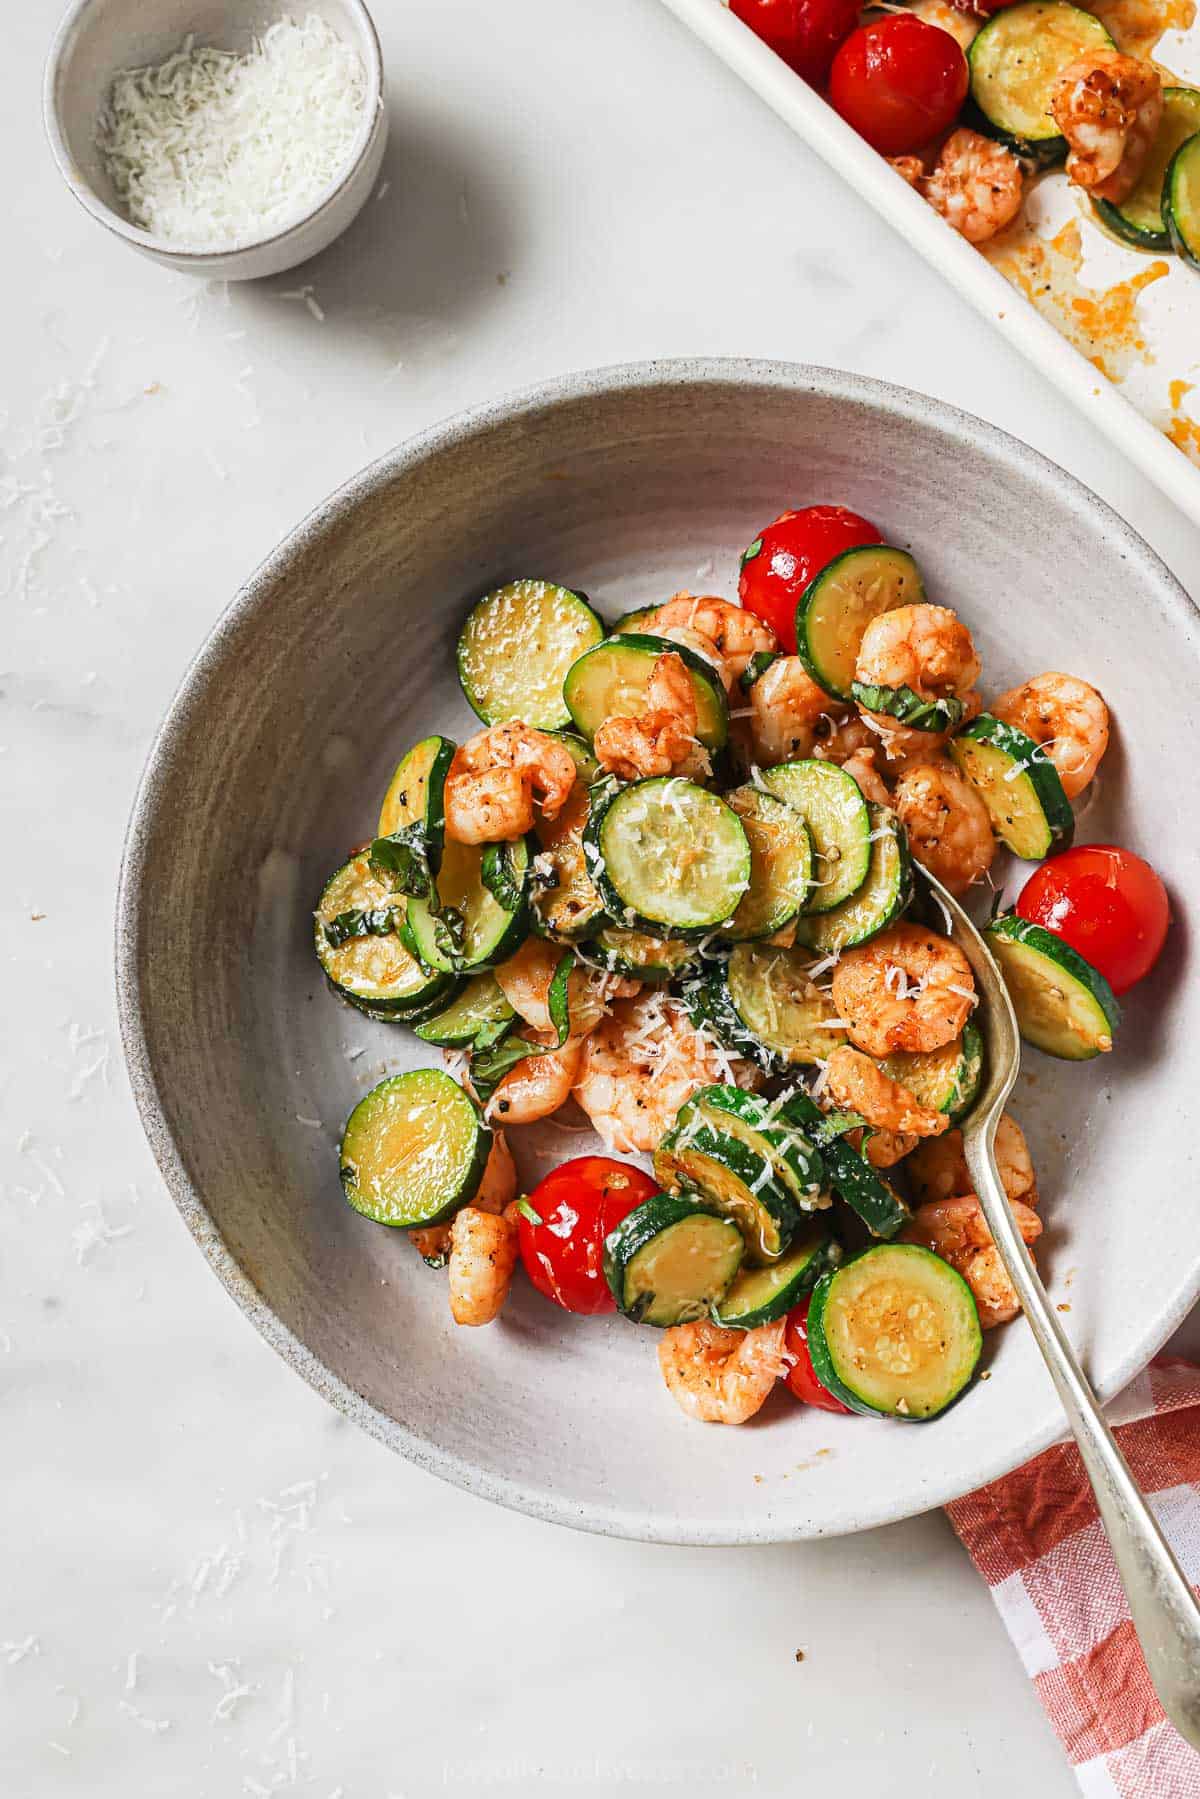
[97,15,368,250]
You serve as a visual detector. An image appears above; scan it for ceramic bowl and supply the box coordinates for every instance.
[116,360,1200,1543]
[44,0,386,280]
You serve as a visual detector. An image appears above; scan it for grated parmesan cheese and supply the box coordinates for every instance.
[98,17,368,250]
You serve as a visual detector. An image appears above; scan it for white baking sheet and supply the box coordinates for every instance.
[658,0,1200,525]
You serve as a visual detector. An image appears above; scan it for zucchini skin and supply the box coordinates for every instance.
[1166,133,1200,273]
[1095,89,1200,253]
[377,734,456,847]
[949,713,1075,859]
[794,803,913,954]
[712,1225,841,1328]
[783,1095,909,1238]
[563,633,729,751]
[680,1085,827,1208]
[457,580,604,730]
[967,2,1114,168]
[653,1120,801,1263]
[339,1071,492,1229]
[584,777,750,937]
[795,545,925,702]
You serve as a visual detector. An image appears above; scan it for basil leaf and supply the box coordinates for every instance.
[368,825,436,899]
[322,905,401,948]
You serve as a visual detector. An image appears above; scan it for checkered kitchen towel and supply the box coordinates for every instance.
[947,1358,1200,1797]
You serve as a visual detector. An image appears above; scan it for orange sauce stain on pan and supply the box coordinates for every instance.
[987,221,1170,381]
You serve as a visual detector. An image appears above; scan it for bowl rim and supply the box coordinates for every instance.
[42,0,385,262]
[115,357,1200,1543]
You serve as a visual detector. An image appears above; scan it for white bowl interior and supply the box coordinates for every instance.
[119,364,1200,1542]
[48,0,381,249]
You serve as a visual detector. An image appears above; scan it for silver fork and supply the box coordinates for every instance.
[923,869,1200,1750]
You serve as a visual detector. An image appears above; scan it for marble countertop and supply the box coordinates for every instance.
[4,1,1199,1794]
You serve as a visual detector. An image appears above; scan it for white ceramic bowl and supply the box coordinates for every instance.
[44,0,386,280]
[116,361,1200,1543]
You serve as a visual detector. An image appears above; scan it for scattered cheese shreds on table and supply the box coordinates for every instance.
[97,16,368,249]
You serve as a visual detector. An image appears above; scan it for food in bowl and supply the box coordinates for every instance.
[312,511,1168,1428]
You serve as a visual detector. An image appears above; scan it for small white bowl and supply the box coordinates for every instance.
[44,0,387,280]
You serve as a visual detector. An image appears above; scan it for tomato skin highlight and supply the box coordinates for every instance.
[517,1157,657,1315]
[1015,845,1170,997]
[829,17,970,156]
[730,0,861,85]
[783,1299,853,1413]
[738,504,883,653]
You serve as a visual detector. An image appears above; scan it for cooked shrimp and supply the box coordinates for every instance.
[990,673,1109,799]
[831,922,976,1057]
[893,760,995,895]
[748,656,836,766]
[447,1204,520,1326]
[861,1127,918,1169]
[825,1044,950,1139]
[812,712,877,767]
[574,992,760,1153]
[408,1129,517,1263]
[486,1033,587,1124]
[904,1195,1042,1329]
[907,1113,1039,1209]
[921,129,1024,243]
[889,155,925,187]
[594,651,711,781]
[841,747,892,807]
[856,603,981,709]
[648,593,778,690]
[445,723,577,844]
[658,1318,786,1423]
[1051,50,1162,204]
[494,940,636,1038]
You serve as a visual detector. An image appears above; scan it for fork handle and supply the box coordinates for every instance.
[964,1141,1200,1751]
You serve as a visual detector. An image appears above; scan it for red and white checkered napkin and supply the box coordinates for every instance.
[946,1359,1200,1798]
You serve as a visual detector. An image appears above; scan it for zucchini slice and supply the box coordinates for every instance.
[851,683,965,733]
[611,604,663,634]
[563,633,728,751]
[761,761,872,913]
[414,972,516,1049]
[654,1120,800,1263]
[713,1223,841,1328]
[1166,130,1200,272]
[968,1,1114,166]
[457,580,604,730]
[949,714,1074,859]
[881,1022,984,1122]
[794,804,912,954]
[796,546,925,702]
[807,1245,983,1421]
[783,1094,910,1238]
[315,854,453,1017]
[377,734,456,844]
[589,923,698,983]
[679,1085,827,1212]
[586,778,750,935]
[406,836,530,974]
[711,942,850,1069]
[985,914,1119,1059]
[724,783,814,940]
[339,1070,491,1229]
[603,1193,744,1327]
[1095,88,1200,250]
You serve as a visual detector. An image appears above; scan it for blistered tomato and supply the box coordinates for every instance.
[830,16,969,156]
[783,1298,853,1413]
[517,1157,658,1315]
[730,0,862,86]
[1015,845,1169,997]
[737,505,882,653]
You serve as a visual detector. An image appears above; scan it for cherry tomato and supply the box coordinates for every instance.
[783,1299,852,1414]
[730,0,861,86]
[829,16,969,156]
[738,505,882,653]
[516,1157,657,1316]
[1015,845,1170,997]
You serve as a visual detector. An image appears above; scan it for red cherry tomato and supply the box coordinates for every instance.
[1015,845,1170,997]
[517,1157,657,1316]
[738,505,882,653]
[730,0,861,86]
[829,16,969,156]
[783,1299,853,1413]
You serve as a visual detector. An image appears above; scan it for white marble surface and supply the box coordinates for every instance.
[4,1,1200,1794]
